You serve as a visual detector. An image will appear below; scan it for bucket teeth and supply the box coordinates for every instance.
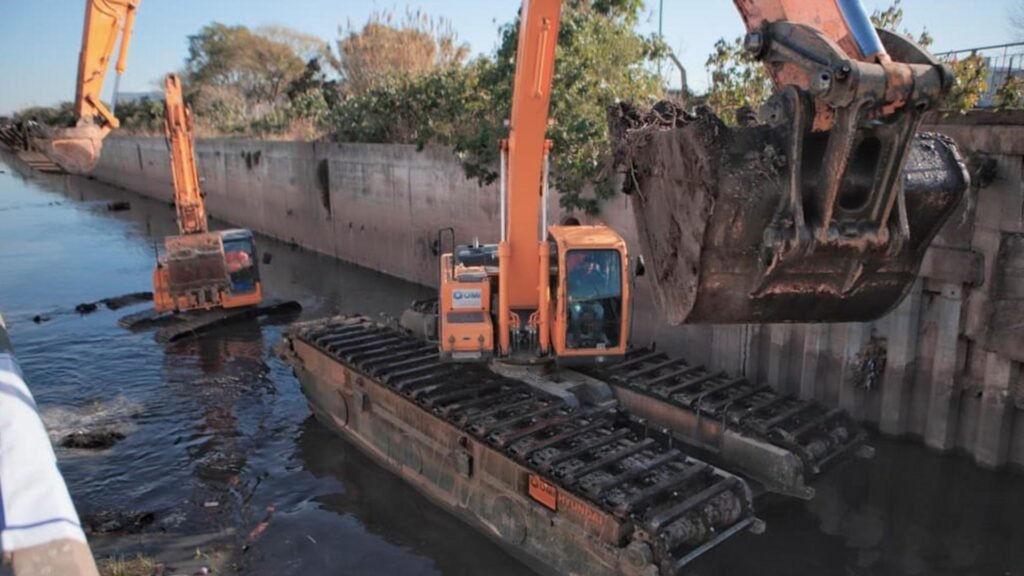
[609,102,969,325]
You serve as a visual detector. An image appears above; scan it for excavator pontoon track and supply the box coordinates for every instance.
[283,316,761,576]
[587,349,869,499]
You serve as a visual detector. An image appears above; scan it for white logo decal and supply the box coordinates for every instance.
[452,288,482,309]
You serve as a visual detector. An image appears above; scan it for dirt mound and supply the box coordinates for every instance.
[608,102,747,324]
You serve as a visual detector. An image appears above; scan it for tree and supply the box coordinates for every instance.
[114,96,164,134]
[323,1,664,213]
[186,23,307,104]
[996,75,1024,109]
[946,54,989,112]
[336,9,470,95]
[13,102,75,126]
[869,0,933,47]
[257,25,337,69]
[457,0,666,212]
[704,37,771,124]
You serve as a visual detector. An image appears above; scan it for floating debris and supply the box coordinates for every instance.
[82,510,156,535]
[75,302,99,314]
[59,429,126,450]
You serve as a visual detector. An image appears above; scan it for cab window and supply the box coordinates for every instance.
[223,237,258,294]
[564,249,622,350]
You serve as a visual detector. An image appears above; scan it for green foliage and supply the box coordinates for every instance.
[996,75,1024,109]
[704,37,771,125]
[322,1,664,213]
[946,54,989,113]
[189,85,251,135]
[114,97,164,134]
[184,23,333,137]
[13,102,75,126]
[450,0,665,212]
[329,63,486,147]
[186,23,307,103]
[336,9,470,95]
[869,0,933,47]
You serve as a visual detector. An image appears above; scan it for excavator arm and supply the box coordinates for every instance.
[73,0,139,132]
[39,0,139,173]
[163,74,208,236]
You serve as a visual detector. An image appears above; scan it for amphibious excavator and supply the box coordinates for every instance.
[119,74,298,342]
[32,0,140,173]
[281,0,968,574]
[151,74,263,316]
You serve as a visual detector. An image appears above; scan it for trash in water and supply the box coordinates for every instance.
[82,510,155,535]
[75,302,99,314]
[106,200,131,212]
[59,429,126,450]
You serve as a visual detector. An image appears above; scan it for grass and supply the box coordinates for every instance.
[96,554,164,576]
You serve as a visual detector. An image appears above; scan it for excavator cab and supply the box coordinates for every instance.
[222,229,261,299]
[437,225,630,365]
[549,226,629,363]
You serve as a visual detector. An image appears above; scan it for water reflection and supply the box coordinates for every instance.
[238,417,531,576]
[691,436,1024,576]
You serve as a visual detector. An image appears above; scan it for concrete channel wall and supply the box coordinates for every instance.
[91,118,1024,469]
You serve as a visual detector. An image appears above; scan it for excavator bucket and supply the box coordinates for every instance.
[611,103,967,324]
[610,21,970,325]
[34,124,108,174]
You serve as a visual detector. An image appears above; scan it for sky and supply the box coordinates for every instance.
[0,0,1020,115]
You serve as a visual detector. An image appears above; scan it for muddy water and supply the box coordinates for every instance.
[1,154,1022,576]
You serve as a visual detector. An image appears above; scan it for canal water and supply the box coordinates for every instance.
[0,153,1021,576]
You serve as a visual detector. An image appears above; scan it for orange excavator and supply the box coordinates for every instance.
[152,74,263,315]
[119,74,299,342]
[34,0,140,173]
[433,0,968,365]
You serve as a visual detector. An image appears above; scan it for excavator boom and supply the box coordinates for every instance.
[163,74,207,236]
[38,0,139,173]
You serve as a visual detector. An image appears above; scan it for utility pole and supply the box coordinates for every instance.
[658,0,665,83]
[659,0,663,37]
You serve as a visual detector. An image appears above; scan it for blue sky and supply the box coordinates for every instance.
[0,1,1019,115]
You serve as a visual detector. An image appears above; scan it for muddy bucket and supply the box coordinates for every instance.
[34,124,108,174]
[610,102,969,325]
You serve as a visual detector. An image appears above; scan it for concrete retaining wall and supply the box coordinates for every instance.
[92,121,1024,469]
[93,138,502,287]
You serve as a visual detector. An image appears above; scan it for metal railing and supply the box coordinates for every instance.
[934,41,1024,107]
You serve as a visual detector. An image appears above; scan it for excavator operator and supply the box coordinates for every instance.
[566,250,622,349]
